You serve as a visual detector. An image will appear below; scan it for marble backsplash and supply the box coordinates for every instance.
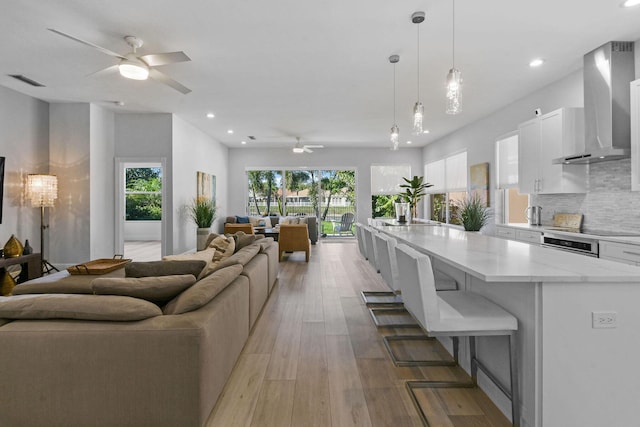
[531,158,640,232]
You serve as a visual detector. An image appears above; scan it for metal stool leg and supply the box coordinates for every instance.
[509,332,520,427]
[469,336,478,385]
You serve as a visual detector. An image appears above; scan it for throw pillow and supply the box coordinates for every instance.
[163,248,216,263]
[236,215,250,224]
[232,231,257,252]
[0,294,162,321]
[209,236,235,261]
[92,274,197,305]
[204,233,220,249]
[125,260,207,279]
[163,264,243,315]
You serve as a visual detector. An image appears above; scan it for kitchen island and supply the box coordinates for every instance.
[374,224,640,427]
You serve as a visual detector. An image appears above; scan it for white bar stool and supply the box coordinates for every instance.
[395,243,520,427]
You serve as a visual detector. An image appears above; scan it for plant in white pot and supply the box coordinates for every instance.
[456,194,491,231]
[398,175,432,222]
[188,198,217,250]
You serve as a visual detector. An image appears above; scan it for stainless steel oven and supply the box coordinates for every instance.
[540,231,599,257]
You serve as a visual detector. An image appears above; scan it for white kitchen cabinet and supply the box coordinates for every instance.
[515,229,542,244]
[631,79,640,191]
[599,240,640,266]
[495,225,516,239]
[518,107,587,194]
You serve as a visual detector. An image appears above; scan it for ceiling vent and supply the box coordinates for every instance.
[8,74,45,87]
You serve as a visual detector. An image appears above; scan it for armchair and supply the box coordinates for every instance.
[224,223,254,235]
[278,224,310,262]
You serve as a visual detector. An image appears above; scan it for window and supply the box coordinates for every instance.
[425,152,467,224]
[125,167,162,221]
[370,164,411,218]
[496,132,528,223]
[247,170,283,216]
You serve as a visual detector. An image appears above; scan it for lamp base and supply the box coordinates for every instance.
[42,259,59,275]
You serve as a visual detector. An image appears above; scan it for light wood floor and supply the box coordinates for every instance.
[206,241,510,427]
[123,240,161,262]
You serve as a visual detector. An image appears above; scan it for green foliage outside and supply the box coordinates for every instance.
[371,195,398,218]
[126,167,162,221]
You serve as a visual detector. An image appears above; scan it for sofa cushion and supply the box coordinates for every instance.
[125,260,206,279]
[232,231,257,252]
[235,215,250,224]
[92,274,197,305]
[208,235,235,260]
[0,294,162,321]
[12,269,124,295]
[258,237,275,252]
[163,264,243,315]
[162,248,215,264]
[217,244,261,270]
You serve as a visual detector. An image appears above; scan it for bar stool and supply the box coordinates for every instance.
[395,243,520,427]
[354,223,368,260]
[367,232,418,328]
[362,225,378,273]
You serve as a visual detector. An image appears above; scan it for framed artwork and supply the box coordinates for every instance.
[470,162,489,205]
[196,171,216,202]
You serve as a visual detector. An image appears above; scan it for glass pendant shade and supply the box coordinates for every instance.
[412,102,424,135]
[446,68,462,115]
[390,125,399,151]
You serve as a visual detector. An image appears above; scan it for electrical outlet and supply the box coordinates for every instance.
[592,311,617,329]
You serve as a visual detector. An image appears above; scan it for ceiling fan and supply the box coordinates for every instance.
[292,137,324,153]
[48,29,192,94]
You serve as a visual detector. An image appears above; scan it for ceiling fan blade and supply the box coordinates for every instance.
[304,145,324,149]
[48,28,126,59]
[149,68,191,94]
[87,64,119,77]
[140,51,191,67]
[303,147,313,153]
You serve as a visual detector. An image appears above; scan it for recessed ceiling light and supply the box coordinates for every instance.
[241,141,247,145]
[206,113,215,118]
[529,58,544,67]
[227,129,234,134]
[406,140,412,144]
[423,130,430,134]
[623,0,640,7]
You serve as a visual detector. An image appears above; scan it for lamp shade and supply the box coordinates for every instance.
[27,174,58,208]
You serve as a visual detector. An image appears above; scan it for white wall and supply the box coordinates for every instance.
[172,115,228,254]
[227,147,423,225]
[49,103,91,265]
[89,104,115,259]
[0,86,49,252]
[115,113,173,255]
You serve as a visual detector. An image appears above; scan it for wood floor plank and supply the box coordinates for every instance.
[291,322,332,427]
[326,335,373,427]
[342,296,387,359]
[206,353,270,427]
[250,380,296,427]
[265,300,304,380]
[323,287,349,336]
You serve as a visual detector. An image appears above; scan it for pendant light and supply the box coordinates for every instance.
[411,11,425,135]
[389,54,400,150]
[446,0,462,114]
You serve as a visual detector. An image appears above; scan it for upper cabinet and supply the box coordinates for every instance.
[631,79,640,191]
[518,107,587,194]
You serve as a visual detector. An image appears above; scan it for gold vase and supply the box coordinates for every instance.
[0,272,16,296]
[3,234,24,258]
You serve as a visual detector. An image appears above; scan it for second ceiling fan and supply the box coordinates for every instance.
[293,137,323,153]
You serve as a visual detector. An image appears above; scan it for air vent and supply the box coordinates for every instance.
[8,74,45,87]
[612,41,634,52]
[248,136,256,140]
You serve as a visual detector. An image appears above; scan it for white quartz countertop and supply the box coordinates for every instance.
[498,223,640,244]
[378,225,640,283]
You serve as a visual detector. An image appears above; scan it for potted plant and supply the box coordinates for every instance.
[188,198,217,250]
[398,175,433,221]
[456,194,491,231]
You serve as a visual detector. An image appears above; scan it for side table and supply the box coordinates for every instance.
[0,253,42,295]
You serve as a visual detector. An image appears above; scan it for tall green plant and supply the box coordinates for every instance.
[456,194,491,231]
[188,198,217,228]
[398,175,433,218]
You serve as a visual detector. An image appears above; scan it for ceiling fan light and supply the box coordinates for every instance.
[119,58,149,80]
[293,147,305,153]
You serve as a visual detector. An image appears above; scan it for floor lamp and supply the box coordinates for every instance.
[27,174,59,274]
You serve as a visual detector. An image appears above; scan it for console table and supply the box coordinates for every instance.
[0,253,42,295]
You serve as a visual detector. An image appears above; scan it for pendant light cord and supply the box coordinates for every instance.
[416,23,420,102]
[393,62,397,123]
[452,0,456,68]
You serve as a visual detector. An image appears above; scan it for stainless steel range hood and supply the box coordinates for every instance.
[553,41,635,165]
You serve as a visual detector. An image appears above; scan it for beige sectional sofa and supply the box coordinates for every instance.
[0,236,279,427]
